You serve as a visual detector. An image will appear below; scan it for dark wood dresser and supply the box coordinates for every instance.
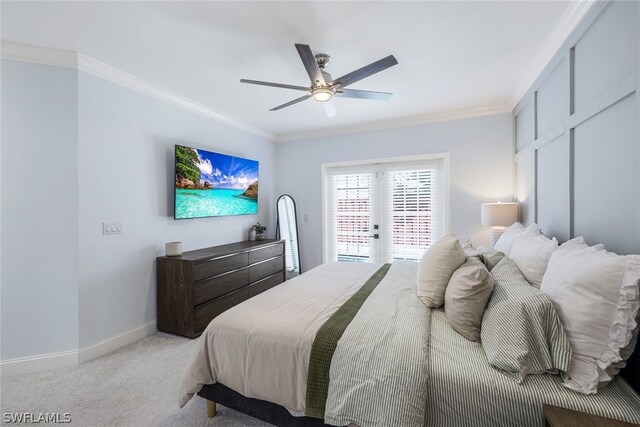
[157,239,285,338]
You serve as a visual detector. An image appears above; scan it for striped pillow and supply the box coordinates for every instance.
[481,257,572,383]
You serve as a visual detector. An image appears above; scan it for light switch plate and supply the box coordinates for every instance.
[103,222,123,235]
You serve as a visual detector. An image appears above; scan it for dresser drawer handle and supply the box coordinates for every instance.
[252,255,282,265]
[248,243,281,252]
[196,252,242,264]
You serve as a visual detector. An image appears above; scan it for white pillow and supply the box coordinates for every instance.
[494,222,540,256]
[417,233,466,308]
[540,238,640,395]
[509,233,558,288]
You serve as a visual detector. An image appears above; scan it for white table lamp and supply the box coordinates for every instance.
[481,202,519,246]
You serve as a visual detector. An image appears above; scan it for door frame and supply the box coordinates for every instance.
[321,153,451,263]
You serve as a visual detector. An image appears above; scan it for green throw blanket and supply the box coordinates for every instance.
[305,264,392,418]
[305,261,431,427]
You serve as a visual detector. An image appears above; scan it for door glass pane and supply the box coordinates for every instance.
[387,168,436,261]
[332,173,371,262]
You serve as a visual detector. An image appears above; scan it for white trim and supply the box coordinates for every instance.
[0,41,77,69]
[1,41,276,142]
[0,320,157,377]
[77,320,157,364]
[0,350,78,377]
[0,41,517,144]
[76,55,274,141]
[321,152,450,169]
[321,153,450,263]
[277,104,512,143]
[511,0,598,106]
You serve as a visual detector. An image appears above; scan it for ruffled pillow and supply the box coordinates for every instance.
[540,237,640,394]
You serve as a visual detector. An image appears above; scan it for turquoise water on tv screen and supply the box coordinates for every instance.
[175,188,258,218]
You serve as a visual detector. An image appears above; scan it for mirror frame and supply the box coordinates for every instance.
[276,194,302,275]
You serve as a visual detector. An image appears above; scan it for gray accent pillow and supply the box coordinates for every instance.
[444,256,494,342]
[481,257,572,383]
[476,245,506,271]
[463,243,505,271]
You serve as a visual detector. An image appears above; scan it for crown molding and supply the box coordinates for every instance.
[275,103,513,143]
[1,41,516,144]
[76,54,275,141]
[511,0,598,106]
[1,41,276,142]
[1,40,77,69]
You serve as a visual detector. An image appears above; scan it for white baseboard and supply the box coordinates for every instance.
[78,320,157,364]
[0,320,157,377]
[0,350,78,377]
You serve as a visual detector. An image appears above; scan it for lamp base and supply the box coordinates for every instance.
[490,227,507,247]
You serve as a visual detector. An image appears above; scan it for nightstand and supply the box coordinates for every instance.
[543,404,640,427]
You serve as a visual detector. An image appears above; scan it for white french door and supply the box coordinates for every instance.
[324,157,447,264]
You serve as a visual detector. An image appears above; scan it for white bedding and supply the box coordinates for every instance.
[178,261,382,412]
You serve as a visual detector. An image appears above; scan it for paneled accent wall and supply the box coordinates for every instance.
[514,1,639,255]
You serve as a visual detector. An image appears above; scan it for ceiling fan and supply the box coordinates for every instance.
[240,44,398,117]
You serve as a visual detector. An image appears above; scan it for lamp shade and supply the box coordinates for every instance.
[481,202,519,227]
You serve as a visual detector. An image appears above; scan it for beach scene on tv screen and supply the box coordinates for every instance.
[175,145,258,218]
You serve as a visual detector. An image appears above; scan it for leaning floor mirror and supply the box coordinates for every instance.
[276,194,301,279]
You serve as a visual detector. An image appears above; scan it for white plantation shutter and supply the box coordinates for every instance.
[329,173,372,262]
[325,157,446,263]
[383,162,443,262]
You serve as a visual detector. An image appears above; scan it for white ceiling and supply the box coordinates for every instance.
[1,1,577,141]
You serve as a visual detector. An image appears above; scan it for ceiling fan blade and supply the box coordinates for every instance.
[322,100,337,118]
[269,94,312,111]
[295,44,326,86]
[240,79,310,92]
[338,89,393,100]
[329,55,398,88]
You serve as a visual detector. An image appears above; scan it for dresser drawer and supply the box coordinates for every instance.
[193,267,249,306]
[248,272,284,298]
[193,252,248,281]
[249,242,284,264]
[249,255,284,283]
[194,287,249,334]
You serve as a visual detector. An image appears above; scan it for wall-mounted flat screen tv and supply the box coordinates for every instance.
[174,145,259,219]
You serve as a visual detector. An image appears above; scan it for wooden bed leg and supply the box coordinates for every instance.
[206,400,217,418]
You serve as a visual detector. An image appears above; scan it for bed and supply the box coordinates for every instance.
[179,260,640,426]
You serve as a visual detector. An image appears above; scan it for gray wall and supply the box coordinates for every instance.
[1,59,277,359]
[514,1,639,255]
[276,113,514,271]
[1,60,80,359]
[76,72,276,348]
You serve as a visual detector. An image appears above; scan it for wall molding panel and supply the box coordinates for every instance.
[514,0,639,254]
[567,71,636,129]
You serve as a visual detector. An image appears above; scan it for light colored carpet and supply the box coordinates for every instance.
[0,333,271,426]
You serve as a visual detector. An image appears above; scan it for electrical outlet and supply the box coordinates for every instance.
[103,222,123,235]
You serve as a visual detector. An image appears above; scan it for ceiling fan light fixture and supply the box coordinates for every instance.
[312,87,333,102]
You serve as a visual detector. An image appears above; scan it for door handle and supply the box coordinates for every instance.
[369,234,379,239]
